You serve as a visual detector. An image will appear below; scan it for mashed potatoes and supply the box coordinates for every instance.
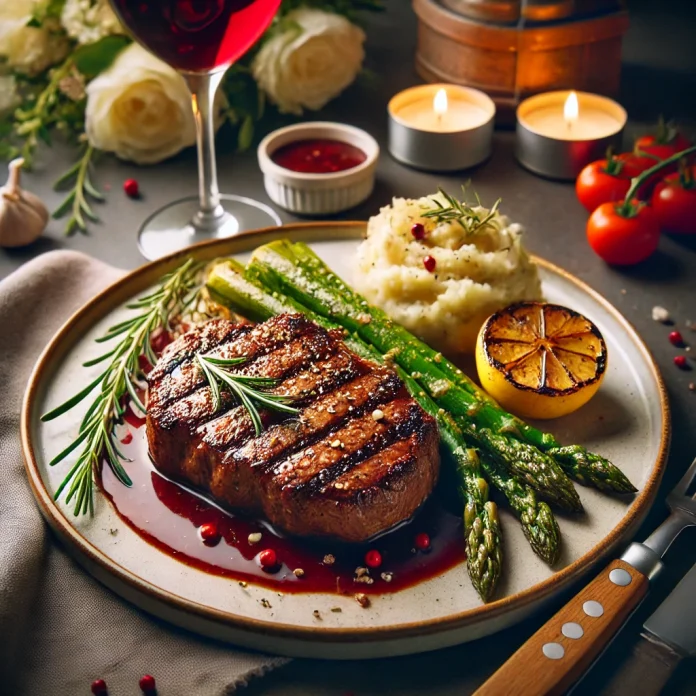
[353,193,542,355]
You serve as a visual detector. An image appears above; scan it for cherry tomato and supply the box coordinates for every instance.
[651,165,696,234]
[576,159,632,212]
[616,152,655,178]
[636,130,692,161]
[617,152,664,197]
[586,201,660,265]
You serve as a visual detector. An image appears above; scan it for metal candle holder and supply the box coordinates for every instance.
[388,84,496,172]
[515,91,627,180]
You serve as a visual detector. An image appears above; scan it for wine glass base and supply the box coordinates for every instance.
[137,194,282,261]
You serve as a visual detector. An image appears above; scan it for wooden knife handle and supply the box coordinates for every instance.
[474,560,649,696]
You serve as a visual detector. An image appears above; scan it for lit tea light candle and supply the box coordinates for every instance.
[388,84,495,171]
[565,91,578,131]
[434,87,447,126]
[516,90,627,180]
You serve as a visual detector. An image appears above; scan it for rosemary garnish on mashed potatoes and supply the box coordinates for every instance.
[353,188,541,356]
[421,186,502,235]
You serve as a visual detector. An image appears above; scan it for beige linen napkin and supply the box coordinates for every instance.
[0,251,288,695]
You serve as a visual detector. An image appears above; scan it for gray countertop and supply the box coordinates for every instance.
[3,0,696,693]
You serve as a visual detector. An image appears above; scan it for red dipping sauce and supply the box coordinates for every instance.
[271,139,367,174]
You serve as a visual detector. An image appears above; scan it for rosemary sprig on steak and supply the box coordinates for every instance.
[41,258,203,516]
[195,353,299,436]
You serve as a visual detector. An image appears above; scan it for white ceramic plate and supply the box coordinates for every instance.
[22,223,669,659]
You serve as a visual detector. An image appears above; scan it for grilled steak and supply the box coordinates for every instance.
[146,314,440,542]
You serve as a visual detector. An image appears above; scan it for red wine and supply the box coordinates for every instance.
[111,0,281,73]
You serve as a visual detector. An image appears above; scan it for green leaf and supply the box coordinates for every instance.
[41,368,108,421]
[72,36,131,79]
[31,0,67,23]
[83,175,104,201]
[237,114,254,152]
[53,159,81,189]
[48,428,91,467]
[257,88,265,120]
[52,192,75,219]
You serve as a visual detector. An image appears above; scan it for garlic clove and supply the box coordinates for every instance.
[0,158,49,248]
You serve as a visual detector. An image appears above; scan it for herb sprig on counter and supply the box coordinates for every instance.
[422,187,502,235]
[41,258,204,516]
[195,354,299,436]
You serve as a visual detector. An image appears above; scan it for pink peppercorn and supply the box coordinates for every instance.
[259,548,278,570]
[139,674,156,692]
[91,679,107,695]
[669,331,684,346]
[199,522,221,546]
[411,223,425,240]
[414,532,431,551]
[123,178,139,198]
[365,549,382,568]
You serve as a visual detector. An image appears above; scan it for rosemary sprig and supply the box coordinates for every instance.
[195,354,299,436]
[12,58,74,166]
[41,258,203,516]
[53,143,103,235]
[422,186,502,235]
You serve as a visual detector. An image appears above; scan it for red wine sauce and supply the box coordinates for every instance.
[102,409,464,595]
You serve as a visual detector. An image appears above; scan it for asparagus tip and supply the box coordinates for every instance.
[548,446,637,494]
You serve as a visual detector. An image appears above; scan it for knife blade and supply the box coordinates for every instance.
[598,561,696,696]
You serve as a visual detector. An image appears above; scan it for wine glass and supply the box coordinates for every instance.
[110,0,282,260]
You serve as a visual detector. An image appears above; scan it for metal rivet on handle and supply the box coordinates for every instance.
[562,622,584,639]
[583,600,604,618]
[609,568,632,587]
[542,642,565,660]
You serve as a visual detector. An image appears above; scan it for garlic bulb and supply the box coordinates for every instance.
[0,158,49,248]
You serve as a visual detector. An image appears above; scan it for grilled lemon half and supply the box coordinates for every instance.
[475,302,607,419]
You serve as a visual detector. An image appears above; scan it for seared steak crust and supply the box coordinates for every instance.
[146,314,440,542]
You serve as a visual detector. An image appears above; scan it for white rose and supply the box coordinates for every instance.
[85,43,223,165]
[252,9,365,116]
[0,1,70,75]
[61,0,124,45]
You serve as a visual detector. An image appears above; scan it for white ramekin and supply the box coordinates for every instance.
[257,122,380,216]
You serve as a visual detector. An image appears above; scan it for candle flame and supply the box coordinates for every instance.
[434,88,448,117]
[564,91,579,125]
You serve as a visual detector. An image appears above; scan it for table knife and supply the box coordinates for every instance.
[597,559,696,696]
[474,456,696,696]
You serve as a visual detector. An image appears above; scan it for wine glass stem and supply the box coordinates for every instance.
[184,71,226,230]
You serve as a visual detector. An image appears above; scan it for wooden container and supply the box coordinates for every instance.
[414,0,629,124]
[440,0,622,24]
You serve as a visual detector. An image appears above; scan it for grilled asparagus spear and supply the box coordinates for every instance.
[247,240,634,496]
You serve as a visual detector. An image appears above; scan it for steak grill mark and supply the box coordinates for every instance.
[146,315,440,541]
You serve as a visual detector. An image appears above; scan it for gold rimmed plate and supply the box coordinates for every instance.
[22,223,670,658]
